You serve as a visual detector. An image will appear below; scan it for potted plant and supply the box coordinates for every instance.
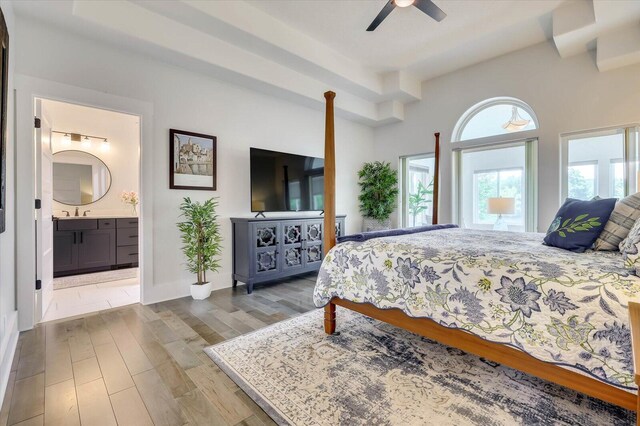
[358,161,399,231]
[178,197,222,300]
[408,179,433,227]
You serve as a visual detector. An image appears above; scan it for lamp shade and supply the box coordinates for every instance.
[487,197,515,215]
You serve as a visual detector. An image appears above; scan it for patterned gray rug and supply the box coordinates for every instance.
[204,308,635,425]
[53,268,138,290]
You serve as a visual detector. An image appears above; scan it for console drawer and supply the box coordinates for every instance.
[117,245,139,265]
[117,227,139,246]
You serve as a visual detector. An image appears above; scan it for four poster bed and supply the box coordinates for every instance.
[318,91,640,417]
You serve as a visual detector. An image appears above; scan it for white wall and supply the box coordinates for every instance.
[0,0,18,406]
[374,41,640,231]
[43,99,140,217]
[15,17,374,303]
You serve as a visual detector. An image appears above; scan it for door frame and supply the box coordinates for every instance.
[34,99,54,322]
[15,75,154,331]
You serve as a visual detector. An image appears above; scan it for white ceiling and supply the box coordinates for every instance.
[247,0,561,73]
[11,0,640,126]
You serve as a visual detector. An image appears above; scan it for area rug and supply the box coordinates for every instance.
[204,308,635,426]
[53,268,138,290]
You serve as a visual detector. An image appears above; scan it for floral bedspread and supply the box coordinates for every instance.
[313,228,640,391]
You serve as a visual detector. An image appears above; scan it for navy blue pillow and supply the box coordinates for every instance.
[544,198,616,253]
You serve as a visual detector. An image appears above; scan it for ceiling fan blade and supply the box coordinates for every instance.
[413,0,446,22]
[366,1,396,31]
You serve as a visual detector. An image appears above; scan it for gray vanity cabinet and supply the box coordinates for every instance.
[231,215,346,294]
[53,217,137,277]
[77,229,116,270]
[53,231,79,273]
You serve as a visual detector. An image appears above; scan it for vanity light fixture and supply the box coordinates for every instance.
[52,130,108,149]
[100,138,110,151]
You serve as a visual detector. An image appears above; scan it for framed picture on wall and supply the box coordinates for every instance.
[0,9,9,234]
[169,129,217,191]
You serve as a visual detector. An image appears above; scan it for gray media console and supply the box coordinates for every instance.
[230,215,346,294]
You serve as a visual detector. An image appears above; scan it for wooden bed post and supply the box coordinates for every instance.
[323,91,337,335]
[628,302,640,420]
[432,132,440,225]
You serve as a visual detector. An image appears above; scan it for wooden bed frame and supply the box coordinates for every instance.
[320,91,640,417]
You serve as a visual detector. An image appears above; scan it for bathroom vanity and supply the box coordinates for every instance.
[53,217,138,277]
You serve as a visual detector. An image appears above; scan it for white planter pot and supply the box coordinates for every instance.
[362,217,391,232]
[190,282,212,300]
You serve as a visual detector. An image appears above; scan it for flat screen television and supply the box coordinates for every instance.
[250,148,324,212]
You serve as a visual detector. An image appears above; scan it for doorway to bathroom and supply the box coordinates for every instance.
[35,98,142,322]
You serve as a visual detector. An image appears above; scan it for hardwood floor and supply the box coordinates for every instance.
[0,274,318,426]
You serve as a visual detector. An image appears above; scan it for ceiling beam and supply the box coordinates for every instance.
[597,23,640,72]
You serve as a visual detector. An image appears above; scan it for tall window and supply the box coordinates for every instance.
[457,143,534,232]
[561,127,638,201]
[400,154,435,227]
[453,98,538,232]
[567,161,598,200]
[473,167,524,225]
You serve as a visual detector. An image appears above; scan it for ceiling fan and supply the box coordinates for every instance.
[367,0,446,31]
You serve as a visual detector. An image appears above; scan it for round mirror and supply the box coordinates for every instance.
[52,150,112,205]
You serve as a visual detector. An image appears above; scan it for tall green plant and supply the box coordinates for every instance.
[408,179,433,226]
[358,161,399,221]
[178,197,222,285]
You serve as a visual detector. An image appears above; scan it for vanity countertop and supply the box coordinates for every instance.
[54,216,139,220]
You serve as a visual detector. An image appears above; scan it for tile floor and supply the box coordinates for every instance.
[43,277,140,323]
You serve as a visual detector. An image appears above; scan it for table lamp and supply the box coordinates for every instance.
[487,197,515,231]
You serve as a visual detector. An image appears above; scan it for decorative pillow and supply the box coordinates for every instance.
[544,198,616,253]
[594,192,640,251]
[619,217,640,274]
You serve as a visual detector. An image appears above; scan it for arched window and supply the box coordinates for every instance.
[452,97,539,232]
[452,97,538,142]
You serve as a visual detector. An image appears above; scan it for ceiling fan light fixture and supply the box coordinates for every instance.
[367,0,445,32]
[394,0,414,7]
[502,106,530,132]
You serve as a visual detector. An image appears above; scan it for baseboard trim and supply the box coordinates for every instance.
[0,311,19,406]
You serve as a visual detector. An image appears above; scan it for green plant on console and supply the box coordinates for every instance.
[358,161,399,222]
[178,197,222,285]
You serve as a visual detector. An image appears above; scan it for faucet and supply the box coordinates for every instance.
[74,207,79,217]
[82,210,91,217]
[61,210,70,217]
